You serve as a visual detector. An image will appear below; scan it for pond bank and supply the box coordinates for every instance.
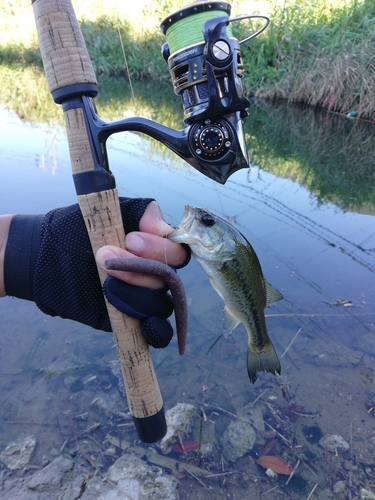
[1,0,375,119]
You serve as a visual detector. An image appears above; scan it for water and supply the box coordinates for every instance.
[0,99,375,498]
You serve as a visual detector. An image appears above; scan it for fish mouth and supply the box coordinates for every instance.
[167,205,200,244]
[167,226,199,245]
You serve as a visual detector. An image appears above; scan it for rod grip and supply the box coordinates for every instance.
[32,0,97,102]
[32,0,166,443]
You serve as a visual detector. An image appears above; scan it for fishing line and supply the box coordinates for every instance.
[164,9,233,54]
[117,20,137,111]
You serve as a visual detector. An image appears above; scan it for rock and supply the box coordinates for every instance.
[333,480,346,494]
[159,403,195,453]
[80,453,179,500]
[361,488,375,500]
[0,435,37,470]
[237,404,267,444]
[1,455,89,500]
[319,434,349,453]
[237,403,265,433]
[300,465,327,489]
[2,453,179,500]
[26,456,75,492]
[265,468,278,478]
[220,420,256,462]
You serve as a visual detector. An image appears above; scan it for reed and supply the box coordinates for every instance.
[243,0,375,118]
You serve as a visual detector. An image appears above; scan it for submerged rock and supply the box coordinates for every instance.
[3,454,178,500]
[80,453,179,500]
[159,403,195,453]
[0,435,37,470]
[237,403,265,443]
[361,488,375,500]
[0,455,88,500]
[26,455,82,497]
[319,434,349,453]
[220,420,256,462]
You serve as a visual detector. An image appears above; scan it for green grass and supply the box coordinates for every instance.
[243,0,375,118]
[1,0,375,118]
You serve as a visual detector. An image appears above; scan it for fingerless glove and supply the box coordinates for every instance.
[4,198,179,347]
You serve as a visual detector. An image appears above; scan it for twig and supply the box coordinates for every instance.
[199,402,250,425]
[205,334,223,356]
[285,458,300,485]
[264,421,291,445]
[253,389,268,405]
[60,434,72,453]
[3,420,53,426]
[280,328,302,359]
[201,400,292,445]
[186,469,214,495]
[205,471,240,478]
[260,485,279,496]
[306,483,318,500]
[266,312,375,317]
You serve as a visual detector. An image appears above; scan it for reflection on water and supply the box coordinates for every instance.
[0,97,375,498]
[245,100,375,212]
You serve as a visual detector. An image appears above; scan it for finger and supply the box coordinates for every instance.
[125,232,187,267]
[96,246,166,289]
[136,201,188,266]
[139,201,174,236]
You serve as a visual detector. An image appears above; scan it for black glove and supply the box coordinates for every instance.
[4,198,184,347]
[103,277,175,348]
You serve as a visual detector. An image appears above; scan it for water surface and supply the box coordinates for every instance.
[0,97,375,498]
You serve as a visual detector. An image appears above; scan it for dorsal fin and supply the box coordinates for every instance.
[265,281,283,306]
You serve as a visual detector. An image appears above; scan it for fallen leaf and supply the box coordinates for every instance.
[261,438,276,456]
[173,471,187,479]
[172,441,201,454]
[257,455,293,475]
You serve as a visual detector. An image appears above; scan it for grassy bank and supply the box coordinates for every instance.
[1,0,375,118]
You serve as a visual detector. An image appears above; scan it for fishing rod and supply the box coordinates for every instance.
[31,0,269,442]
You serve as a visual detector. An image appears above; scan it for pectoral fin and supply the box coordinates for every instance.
[265,281,283,306]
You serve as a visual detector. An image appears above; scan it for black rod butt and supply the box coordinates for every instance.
[133,407,167,443]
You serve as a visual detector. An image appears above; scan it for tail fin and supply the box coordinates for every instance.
[247,341,281,384]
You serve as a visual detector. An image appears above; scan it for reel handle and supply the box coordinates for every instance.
[32,0,166,443]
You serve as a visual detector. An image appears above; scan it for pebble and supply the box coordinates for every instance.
[80,453,179,500]
[319,434,349,453]
[159,403,195,453]
[361,489,375,500]
[0,435,37,470]
[333,480,346,494]
[220,420,256,462]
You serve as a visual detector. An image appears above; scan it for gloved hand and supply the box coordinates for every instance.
[4,198,189,347]
[103,276,175,348]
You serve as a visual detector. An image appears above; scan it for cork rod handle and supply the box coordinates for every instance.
[32,0,166,443]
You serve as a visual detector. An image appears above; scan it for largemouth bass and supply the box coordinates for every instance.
[168,205,282,383]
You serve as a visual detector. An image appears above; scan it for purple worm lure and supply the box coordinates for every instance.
[104,257,188,355]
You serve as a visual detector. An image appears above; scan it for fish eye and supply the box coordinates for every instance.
[200,213,215,227]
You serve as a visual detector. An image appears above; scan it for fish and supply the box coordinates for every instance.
[168,205,282,383]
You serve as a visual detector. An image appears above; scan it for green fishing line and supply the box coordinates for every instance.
[166,10,233,54]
